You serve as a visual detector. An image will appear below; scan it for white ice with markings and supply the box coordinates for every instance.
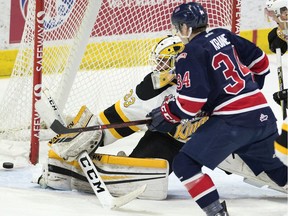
[0,54,287,216]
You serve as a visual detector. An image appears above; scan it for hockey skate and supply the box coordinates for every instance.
[204,200,229,216]
[214,201,229,216]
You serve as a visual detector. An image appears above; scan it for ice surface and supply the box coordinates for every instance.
[0,0,287,215]
[0,54,287,216]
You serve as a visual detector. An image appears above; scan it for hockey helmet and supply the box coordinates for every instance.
[149,35,184,89]
[171,2,208,32]
[266,0,288,22]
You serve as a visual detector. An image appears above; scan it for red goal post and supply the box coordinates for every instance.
[0,0,241,165]
[30,0,44,165]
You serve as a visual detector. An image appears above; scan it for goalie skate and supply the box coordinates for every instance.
[219,154,287,193]
[50,106,103,162]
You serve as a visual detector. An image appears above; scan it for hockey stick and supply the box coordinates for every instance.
[42,88,67,125]
[78,151,146,209]
[276,48,287,119]
[50,118,152,134]
[35,87,66,127]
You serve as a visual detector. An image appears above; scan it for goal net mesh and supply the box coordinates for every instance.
[0,0,238,161]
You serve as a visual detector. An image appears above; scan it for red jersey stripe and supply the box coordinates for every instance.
[176,95,207,115]
[248,53,270,75]
[213,89,268,115]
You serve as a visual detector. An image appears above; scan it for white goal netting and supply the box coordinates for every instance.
[0,0,240,163]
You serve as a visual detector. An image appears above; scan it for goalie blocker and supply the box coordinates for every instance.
[38,149,169,200]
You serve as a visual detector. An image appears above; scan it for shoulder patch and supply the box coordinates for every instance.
[176,52,187,62]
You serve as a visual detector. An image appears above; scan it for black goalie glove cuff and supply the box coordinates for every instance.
[273,89,288,109]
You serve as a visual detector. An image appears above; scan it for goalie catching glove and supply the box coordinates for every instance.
[50,106,104,162]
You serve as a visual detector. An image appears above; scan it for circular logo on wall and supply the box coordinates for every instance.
[20,0,75,31]
[20,0,29,18]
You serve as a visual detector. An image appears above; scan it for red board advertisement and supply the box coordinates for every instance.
[10,0,28,43]
[9,0,234,44]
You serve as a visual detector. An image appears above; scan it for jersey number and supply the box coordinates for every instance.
[177,71,191,90]
[212,50,250,95]
[123,89,135,107]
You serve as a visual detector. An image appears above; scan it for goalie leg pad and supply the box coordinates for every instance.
[51,106,103,162]
[38,150,169,200]
[91,154,169,200]
[38,150,74,190]
[218,154,287,193]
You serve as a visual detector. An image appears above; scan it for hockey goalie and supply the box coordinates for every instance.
[37,36,287,201]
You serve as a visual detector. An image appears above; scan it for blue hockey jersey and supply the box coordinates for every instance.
[170,28,276,127]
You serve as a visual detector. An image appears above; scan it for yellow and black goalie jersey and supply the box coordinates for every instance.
[97,72,208,145]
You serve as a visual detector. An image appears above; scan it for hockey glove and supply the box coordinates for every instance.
[51,106,104,162]
[147,95,180,133]
[273,89,288,109]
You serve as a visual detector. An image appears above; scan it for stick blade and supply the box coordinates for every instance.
[50,120,69,134]
[108,184,147,209]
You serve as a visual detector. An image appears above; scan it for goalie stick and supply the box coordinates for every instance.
[50,118,152,134]
[78,151,146,209]
[35,87,66,127]
[50,116,206,134]
[276,48,287,119]
[42,87,67,125]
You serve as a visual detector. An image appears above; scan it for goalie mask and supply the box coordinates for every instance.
[150,35,184,89]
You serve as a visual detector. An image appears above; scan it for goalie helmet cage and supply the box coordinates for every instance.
[0,0,241,164]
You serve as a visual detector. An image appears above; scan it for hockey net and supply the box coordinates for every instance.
[0,0,241,164]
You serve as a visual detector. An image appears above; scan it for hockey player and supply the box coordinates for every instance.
[38,35,189,199]
[265,0,288,110]
[265,0,288,166]
[265,0,288,55]
[146,2,288,216]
